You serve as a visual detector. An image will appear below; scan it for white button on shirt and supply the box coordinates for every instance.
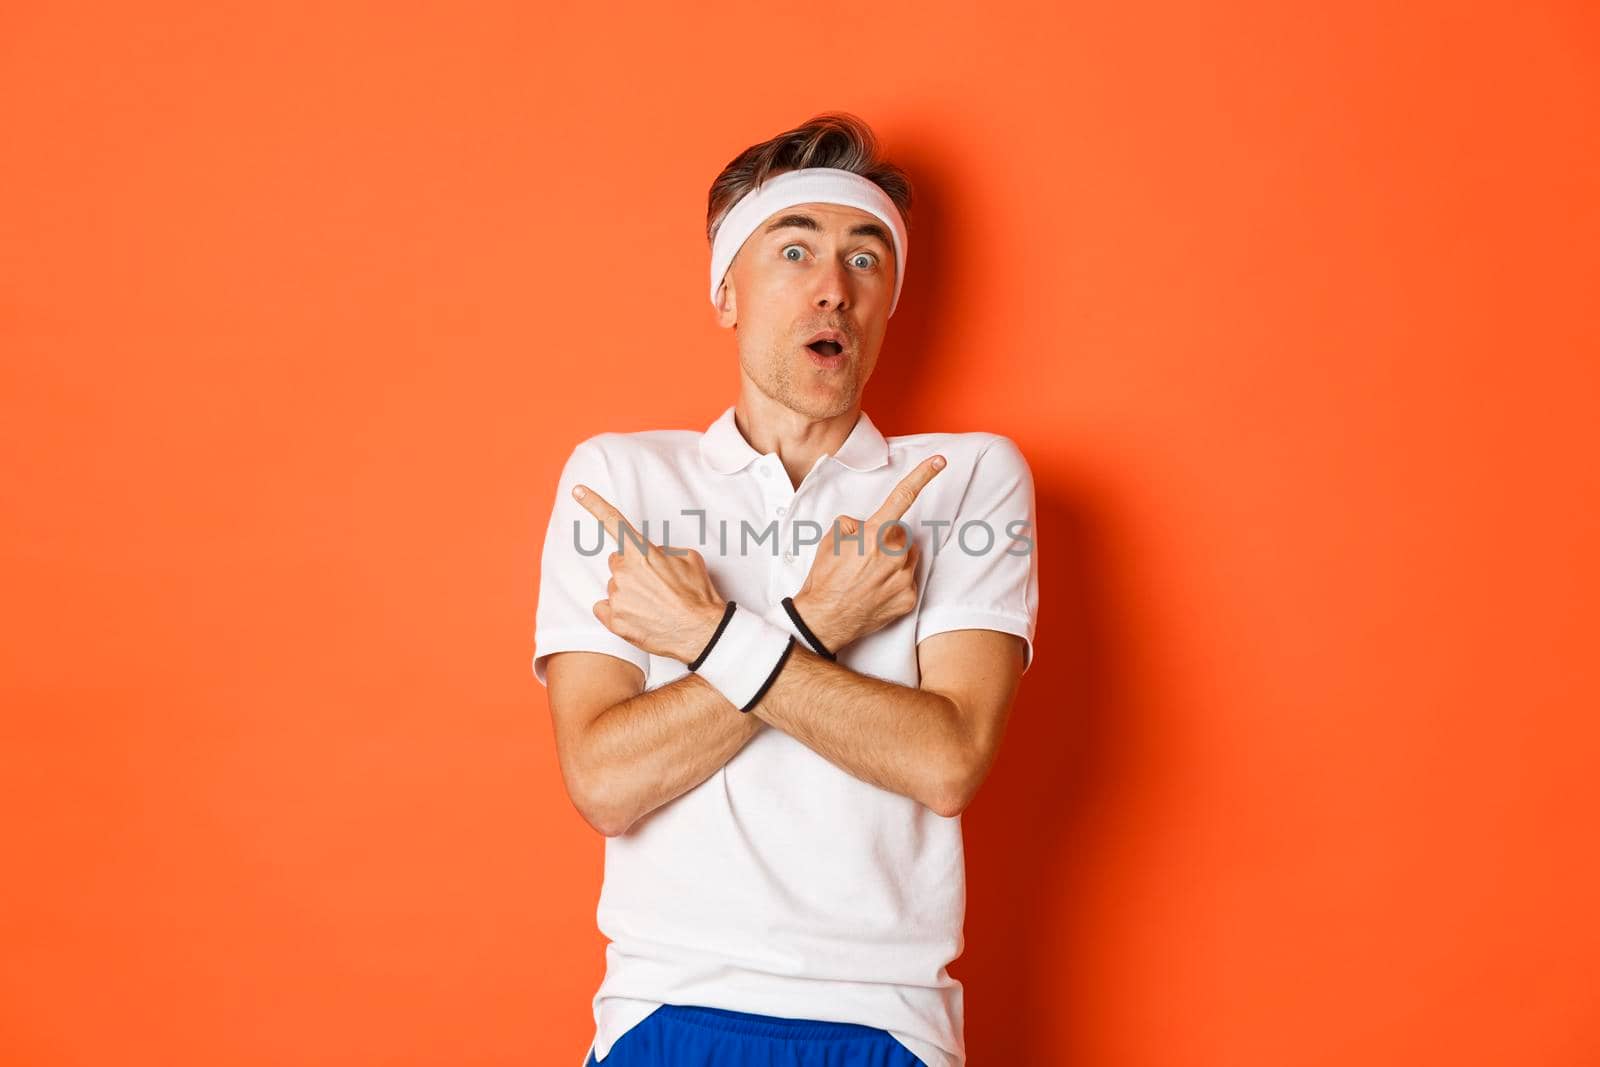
[533,404,1039,1067]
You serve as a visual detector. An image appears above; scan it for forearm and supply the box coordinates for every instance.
[747,646,967,816]
[583,671,763,835]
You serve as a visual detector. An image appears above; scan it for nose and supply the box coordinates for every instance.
[811,257,850,312]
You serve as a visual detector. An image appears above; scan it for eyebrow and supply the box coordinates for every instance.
[761,213,893,250]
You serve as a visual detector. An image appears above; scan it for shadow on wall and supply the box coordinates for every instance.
[857,138,962,417]
[959,483,1133,1060]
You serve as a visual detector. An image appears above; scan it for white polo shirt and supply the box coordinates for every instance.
[533,404,1039,1067]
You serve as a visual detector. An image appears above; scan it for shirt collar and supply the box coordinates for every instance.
[698,404,891,475]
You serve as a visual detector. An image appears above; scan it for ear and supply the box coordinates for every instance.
[714,277,737,329]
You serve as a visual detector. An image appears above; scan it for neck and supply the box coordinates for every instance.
[732,389,861,490]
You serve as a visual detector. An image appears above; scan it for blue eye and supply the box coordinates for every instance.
[782,245,805,261]
[851,252,877,269]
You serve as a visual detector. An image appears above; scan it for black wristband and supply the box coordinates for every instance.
[740,636,796,713]
[688,600,738,671]
[781,596,837,661]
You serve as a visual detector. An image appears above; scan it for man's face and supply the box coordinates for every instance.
[715,201,896,419]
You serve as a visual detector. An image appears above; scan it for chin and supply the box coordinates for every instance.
[804,389,858,418]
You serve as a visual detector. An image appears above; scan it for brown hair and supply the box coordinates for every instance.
[705,112,913,243]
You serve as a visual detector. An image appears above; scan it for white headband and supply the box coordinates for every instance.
[709,167,908,317]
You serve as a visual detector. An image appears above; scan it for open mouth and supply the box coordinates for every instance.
[806,339,844,357]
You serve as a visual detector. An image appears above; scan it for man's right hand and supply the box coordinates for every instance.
[789,453,946,655]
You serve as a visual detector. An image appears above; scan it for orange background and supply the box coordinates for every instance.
[3,2,1597,1064]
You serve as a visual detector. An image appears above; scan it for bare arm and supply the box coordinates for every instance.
[742,646,959,814]
[739,627,1026,818]
[743,449,1027,817]
[549,624,1022,832]
[547,453,1022,829]
[546,651,761,836]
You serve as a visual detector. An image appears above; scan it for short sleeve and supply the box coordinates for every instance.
[531,438,651,687]
[914,435,1040,673]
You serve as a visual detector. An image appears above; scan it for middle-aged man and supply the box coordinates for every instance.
[533,113,1039,1067]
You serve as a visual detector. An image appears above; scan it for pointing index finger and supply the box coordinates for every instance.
[573,484,650,552]
[869,454,946,525]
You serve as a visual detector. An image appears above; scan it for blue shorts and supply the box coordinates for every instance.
[584,1003,928,1066]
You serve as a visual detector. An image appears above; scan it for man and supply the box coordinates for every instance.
[532,113,1039,1067]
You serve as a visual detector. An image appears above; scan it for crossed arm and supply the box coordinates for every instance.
[546,623,1025,836]
[544,452,1028,836]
